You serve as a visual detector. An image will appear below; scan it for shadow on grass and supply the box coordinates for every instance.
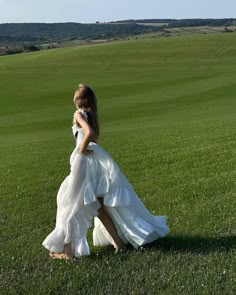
[150,234,236,254]
[87,234,236,261]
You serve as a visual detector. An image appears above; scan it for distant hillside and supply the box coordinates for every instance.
[0,18,235,56]
[0,22,161,45]
[113,18,235,27]
[0,19,234,46]
[167,18,235,28]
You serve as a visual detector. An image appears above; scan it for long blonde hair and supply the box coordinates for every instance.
[74,83,99,142]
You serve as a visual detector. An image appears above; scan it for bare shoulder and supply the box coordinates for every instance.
[74,110,87,120]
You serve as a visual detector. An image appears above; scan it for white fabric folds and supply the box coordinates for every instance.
[42,109,170,257]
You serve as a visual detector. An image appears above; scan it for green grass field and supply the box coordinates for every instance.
[0,32,236,294]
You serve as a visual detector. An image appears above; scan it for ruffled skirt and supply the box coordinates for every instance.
[42,142,170,257]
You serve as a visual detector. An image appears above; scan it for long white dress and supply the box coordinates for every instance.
[42,109,170,257]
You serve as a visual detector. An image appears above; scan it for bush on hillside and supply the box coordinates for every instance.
[6,47,24,55]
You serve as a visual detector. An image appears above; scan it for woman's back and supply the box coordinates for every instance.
[72,109,89,147]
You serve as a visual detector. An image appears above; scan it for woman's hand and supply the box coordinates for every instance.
[80,149,93,155]
[73,111,79,125]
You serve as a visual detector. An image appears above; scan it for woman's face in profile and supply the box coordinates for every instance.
[73,90,79,108]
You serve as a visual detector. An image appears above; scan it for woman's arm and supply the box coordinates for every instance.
[74,111,95,153]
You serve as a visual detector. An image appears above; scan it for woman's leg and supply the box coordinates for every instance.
[97,196,124,253]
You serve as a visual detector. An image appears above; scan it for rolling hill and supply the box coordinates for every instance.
[0,32,236,294]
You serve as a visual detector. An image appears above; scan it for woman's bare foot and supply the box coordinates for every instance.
[114,241,125,254]
[50,252,73,260]
[49,243,74,260]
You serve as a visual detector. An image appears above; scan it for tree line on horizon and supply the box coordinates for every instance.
[114,18,235,26]
[0,22,160,45]
[0,18,235,44]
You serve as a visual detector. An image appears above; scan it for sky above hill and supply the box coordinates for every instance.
[0,0,235,23]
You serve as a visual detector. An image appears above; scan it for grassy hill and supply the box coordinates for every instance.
[0,32,236,294]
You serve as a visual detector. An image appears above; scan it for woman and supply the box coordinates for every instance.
[42,83,170,259]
